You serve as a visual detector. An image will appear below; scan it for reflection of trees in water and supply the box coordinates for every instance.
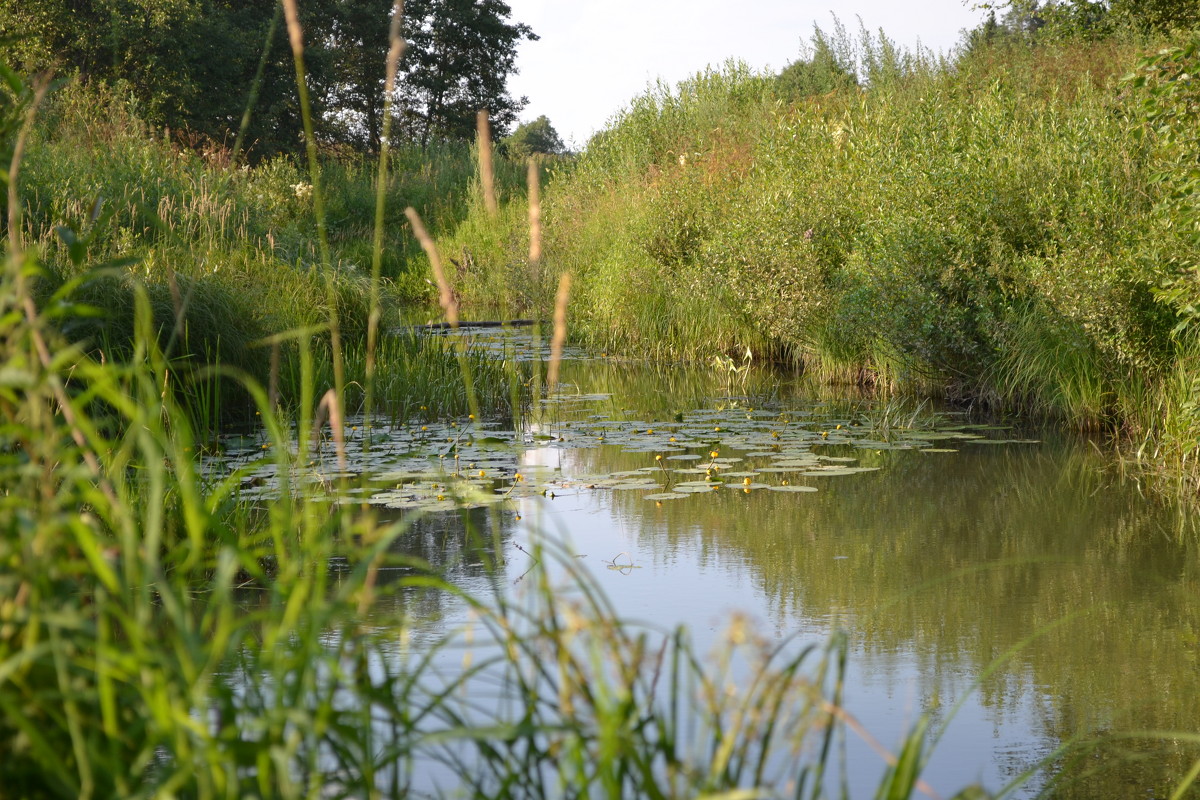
[355,506,515,639]
[230,505,515,647]
[565,437,1200,795]
[551,358,828,421]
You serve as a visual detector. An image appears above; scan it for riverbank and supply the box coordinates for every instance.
[11,77,537,432]
[441,28,1200,485]
[14,27,1200,483]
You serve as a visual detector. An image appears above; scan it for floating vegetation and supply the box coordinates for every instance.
[209,394,1038,513]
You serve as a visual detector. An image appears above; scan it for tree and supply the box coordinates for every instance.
[0,0,538,157]
[1110,0,1200,31]
[0,0,322,158]
[395,0,536,147]
[961,0,1198,44]
[502,115,565,158]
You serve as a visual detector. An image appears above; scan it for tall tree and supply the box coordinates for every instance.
[396,0,536,147]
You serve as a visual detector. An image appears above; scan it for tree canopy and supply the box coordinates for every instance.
[502,115,566,158]
[0,0,536,158]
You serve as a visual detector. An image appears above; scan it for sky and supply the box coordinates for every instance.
[502,1,990,148]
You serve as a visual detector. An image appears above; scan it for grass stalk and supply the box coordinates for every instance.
[404,205,480,420]
[281,0,343,402]
[527,159,544,414]
[365,0,407,439]
[232,3,282,164]
[405,206,458,327]
[477,110,498,218]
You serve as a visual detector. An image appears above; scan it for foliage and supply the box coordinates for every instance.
[2,70,535,433]
[443,25,1196,449]
[966,0,1199,43]
[0,145,954,800]
[396,0,537,146]
[502,114,567,158]
[776,22,858,100]
[0,0,537,158]
[1126,35,1200,329]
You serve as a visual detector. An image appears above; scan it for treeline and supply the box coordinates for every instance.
[1,0,535,158]
[440,5,1200,477]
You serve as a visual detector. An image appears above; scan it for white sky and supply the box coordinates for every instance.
[503,1,989,148]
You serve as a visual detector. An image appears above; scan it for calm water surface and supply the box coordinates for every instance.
[262,335,1200,797]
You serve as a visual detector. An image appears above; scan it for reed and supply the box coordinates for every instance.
[476,110,499,218]
[364,0,407,436]
[0,236,964,795]
[434,25,1200,484]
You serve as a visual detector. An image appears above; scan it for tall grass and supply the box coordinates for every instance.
[10,70,537,434]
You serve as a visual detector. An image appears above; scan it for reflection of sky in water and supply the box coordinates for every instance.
[503,477,1051,798]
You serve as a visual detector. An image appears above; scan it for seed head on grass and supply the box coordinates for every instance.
[405,206,458,327]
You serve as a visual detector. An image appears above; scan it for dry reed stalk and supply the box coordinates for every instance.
[280,0,340,400]
[477,110,498,218]
[547,272,572,388]
[404,207,459,327]
[527,158,542,267]
[366,0,407,423]
[311,388,348,472]
[268,340,281,410]
[385,1,406,91]
[280,0,304,62]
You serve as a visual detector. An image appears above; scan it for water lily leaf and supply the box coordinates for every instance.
[767,485,819,492]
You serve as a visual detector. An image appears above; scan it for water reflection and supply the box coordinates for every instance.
[486,355,1200,797]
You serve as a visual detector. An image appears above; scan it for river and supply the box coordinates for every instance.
[224,330,1200,797]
